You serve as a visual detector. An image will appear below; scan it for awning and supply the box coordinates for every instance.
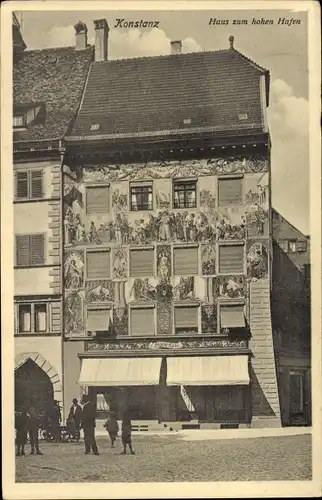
[78,357,162,386]
[167,356,249,386]
[220,305,245,328]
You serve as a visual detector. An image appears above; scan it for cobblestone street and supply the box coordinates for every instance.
[15,433,312,483]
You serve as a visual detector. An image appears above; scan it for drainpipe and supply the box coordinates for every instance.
[59,139,66,424]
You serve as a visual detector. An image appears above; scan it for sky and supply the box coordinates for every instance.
[16,8,309,234]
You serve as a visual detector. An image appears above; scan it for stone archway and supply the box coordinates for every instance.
[15,352,62,409]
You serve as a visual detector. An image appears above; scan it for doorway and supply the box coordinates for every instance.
[15,358,54,418]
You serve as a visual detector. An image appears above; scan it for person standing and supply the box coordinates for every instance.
[103,411,119,448]
[28,406,43,455]
[15,409,28,457]
[81,395,99,455]
[68,398,82,440]
[51,400,62,442]
[120,413,135,455]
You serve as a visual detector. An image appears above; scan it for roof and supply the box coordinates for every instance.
[272,209,310,241]
[13,46,93,143]
[68,48,269,141]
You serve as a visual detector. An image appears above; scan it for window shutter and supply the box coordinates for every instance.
[130,308,154,335]
[87,309,110,331]
[86,186,110,214]
[219,245,244,274]
[220,305,245,328]
[86,251,110,280]
[30,234,45,265]
[130,249,154,277]
[16,235,31,266]
[31,170,43,199]
[218,178,243,205]
[16,172,29,198]
[175,306,198,328]
[174,247,198,275]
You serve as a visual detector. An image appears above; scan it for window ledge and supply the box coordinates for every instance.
[173,300,200,307]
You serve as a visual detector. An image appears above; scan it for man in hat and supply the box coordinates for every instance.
[68,398,82,440]
[81,395,99,455]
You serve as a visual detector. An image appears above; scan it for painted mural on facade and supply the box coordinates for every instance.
[173,276,196,300]
[82,156,267,183]
[63,155,269,338]
[64,291,84,335]
[201,304,217,333]
[129,278,156,302]
[157,245,171,283]
[64,251,84,289]
[85,280,115,303]
[215,276,247,298]
[112,247,128,279]
[247,242,269,280]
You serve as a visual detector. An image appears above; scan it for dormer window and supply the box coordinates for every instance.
[13,114,26,128]
[13,102,45,130]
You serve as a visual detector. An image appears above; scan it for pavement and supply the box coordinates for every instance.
[15,432,312,483]
[95,425,312,439]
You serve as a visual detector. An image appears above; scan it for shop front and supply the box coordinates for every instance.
[78,354,251,426]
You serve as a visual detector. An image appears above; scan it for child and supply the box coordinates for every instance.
[120,414,135,455]
[103,411,119,448]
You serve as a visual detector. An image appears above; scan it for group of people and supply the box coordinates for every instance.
[15,395,135,457]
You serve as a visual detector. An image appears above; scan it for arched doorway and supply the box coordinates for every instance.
[15,359,54,418]
[15,352,62,419]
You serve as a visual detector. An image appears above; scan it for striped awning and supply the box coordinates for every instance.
[78,357,162,386]
[167,355,249,386]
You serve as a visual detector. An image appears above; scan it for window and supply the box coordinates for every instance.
[130,248,154,277]
[17,303,48,333]
[87,308,110,332]
[173,246,198,275]
[238,113,248,120]
[34,304,47,332]
[220,304,245,330]
[130,307,155,336]
[296,240,307,252]
[90,124,100,131]
[218,177,243,206]
[287,241,297,253]
[13,115,25,128]
[174,305,199,334]
[16,234,45,267]
[86,250,110,280]
[86,185,110,215]
[173,180,197,209]
[279,240,288,252]
[15,170,43,199]
[18,304,31,332]
[218,244,244,274]
[130,184,153,211]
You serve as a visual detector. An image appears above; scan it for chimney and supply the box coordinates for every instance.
[94,19,109,62]
[171,40,182,55]
[74,21,88,50]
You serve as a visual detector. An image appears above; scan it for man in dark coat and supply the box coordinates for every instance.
[15,410,29,456]
[28,406,43,455]
[68,398,82,440]
[81,395,99,455]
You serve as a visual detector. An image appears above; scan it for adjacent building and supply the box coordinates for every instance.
[13,15,93,417]
[272,209,311,426]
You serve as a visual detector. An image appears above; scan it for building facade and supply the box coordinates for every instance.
[62,20,281,428]
[272,210,311,426]
[13,16,92,418]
